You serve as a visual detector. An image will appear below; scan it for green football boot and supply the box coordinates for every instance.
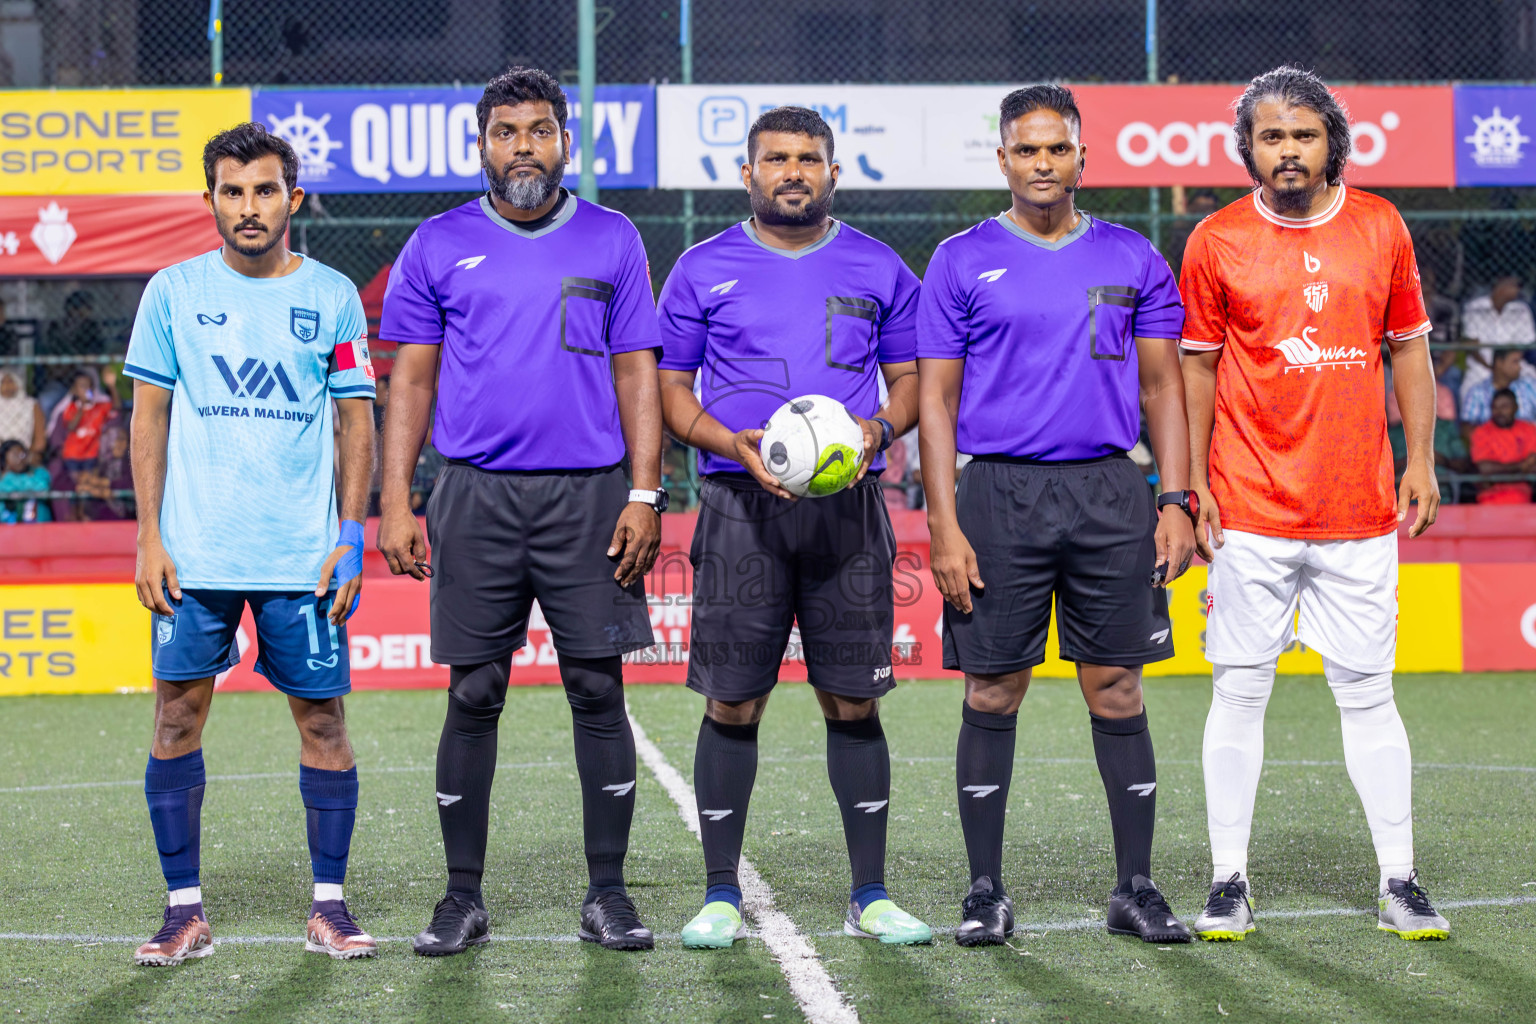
[681,901,747,949]
[843,898,933,945]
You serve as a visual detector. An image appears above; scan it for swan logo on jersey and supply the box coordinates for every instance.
[290,307,320,343]
[1303,281,1329,313]
[1274,326,1369,373]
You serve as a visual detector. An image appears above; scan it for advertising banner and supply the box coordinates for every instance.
[1460,563,1536,671]
[0,89,253,195]
[0,550,1470,696]
[0,584,151,696]
[251,86,656,192]
[0,194,222,277]
[656,83,1454,190]
[1453,85,1536,187]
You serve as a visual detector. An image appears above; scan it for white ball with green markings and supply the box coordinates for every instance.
[759,395,865,498]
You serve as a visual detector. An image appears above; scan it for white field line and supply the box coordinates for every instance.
[627,708,859,1024]
[9,896,1534,949]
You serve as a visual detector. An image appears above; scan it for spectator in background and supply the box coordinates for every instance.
[1460,275,1536,405]
[39,290,103,415]
[1469,388,1536,504]
[0,368,46,467]
[48,369,115,469]
[75,423,134,521]
[1388,368,1471,502]
[1461,349,1536,436]
[0,439,52,523]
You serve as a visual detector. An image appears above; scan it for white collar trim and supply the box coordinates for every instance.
[1252,184,1346,229]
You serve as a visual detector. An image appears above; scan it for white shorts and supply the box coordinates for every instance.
[1205,528,1398,673]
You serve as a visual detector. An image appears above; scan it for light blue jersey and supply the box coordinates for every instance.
[125,249,375,590]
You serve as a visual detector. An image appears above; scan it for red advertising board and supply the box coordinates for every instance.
[1460,563,1536,672]
[0,194,223,277]
[1071,84,1455,188]
[215,516,959,693]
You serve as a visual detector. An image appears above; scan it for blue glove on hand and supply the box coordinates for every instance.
[336,518,365,619]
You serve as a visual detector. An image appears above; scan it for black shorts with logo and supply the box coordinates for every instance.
[687,474,897,703]
[425,462,653,665]
[942,454,1173,674]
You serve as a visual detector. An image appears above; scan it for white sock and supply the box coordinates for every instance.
[1324,658,1414,894]
[168,886,202,907]
[314,883,344,902]
[1204,663,1276,884]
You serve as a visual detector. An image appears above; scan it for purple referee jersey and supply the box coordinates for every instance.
[916,212,1184,460]
[380,192,661,471]
[657,220,920,476]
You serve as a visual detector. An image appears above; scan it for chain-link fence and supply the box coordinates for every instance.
[6,0,1536,516]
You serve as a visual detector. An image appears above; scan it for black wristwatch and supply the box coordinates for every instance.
[1157,489,1200,523]
[628,487,669,514]
[872,417,895,453]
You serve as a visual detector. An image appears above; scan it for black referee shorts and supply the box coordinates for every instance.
[687,474,897,703]
[942,454,1173,674]
[424,462,653,665]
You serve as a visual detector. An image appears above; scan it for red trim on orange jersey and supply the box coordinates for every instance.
[1179,337,1225,351]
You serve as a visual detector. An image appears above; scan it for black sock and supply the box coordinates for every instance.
[956,703,1016,895]
[438,657,510,906]
[1090,710,1157,891]
[825,715,890,898]
[693,716,759,892]
[559,654,636,903]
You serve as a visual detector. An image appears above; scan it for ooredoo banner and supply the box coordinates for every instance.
[0,194,222,277]
[656,83,1454,189]
[251,86,656,192]
[0,89,253,195]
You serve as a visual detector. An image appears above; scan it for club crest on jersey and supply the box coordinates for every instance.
[1303,281,1329,313]
[290,307,320,343]
[1274,325,1369,373]
[155,615,175,646]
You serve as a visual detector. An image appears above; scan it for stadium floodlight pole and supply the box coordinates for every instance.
[207,0,223,87]
[680,0,695,247]
[578,0,598,202]
[1145,0,1160,249]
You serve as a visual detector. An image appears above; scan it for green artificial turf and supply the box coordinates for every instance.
[1,674,1532,1022]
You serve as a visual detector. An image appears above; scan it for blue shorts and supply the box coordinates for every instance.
[151,589,351,700]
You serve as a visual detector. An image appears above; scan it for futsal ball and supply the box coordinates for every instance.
[759,395,866,498]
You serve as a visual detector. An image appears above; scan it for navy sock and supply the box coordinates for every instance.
[705,883,743,911]
[299,765,358,885]
[145,749,206,891]
[852,881,889,912]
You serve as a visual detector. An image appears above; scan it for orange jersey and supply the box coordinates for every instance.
[1179,187,1429,539]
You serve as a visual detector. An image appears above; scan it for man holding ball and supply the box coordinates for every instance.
[656,106,930,948]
